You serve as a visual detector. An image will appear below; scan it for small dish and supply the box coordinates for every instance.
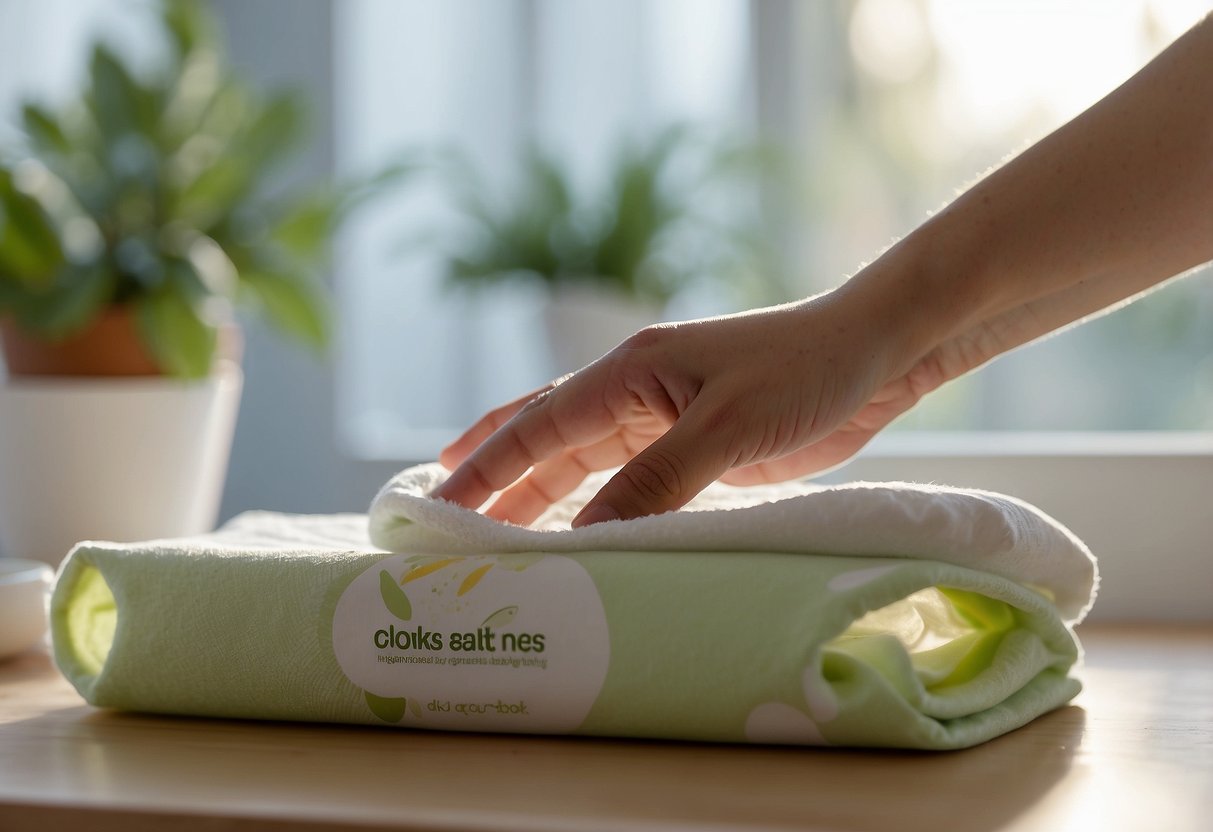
[0,559,54,660]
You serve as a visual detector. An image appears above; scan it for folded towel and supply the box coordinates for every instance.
[52,463,1097,750]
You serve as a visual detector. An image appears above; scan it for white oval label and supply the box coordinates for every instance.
[332,553,609,733]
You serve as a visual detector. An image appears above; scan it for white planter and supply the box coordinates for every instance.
[0,361,242,566]
[541,284,663,376]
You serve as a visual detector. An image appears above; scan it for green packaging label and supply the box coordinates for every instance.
[332,553,610,732]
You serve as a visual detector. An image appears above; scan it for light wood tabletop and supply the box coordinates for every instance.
[0,624,1209,832]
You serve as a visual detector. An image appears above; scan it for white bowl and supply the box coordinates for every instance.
[0,559,54,659]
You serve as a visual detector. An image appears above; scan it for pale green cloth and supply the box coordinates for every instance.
[52,467,1095,750]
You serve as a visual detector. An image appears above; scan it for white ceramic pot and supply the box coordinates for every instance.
[541,283,663,377]
[0,361,242,566]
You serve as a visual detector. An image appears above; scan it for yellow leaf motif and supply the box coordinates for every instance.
[457,563,494,596]
[400,557,463,584]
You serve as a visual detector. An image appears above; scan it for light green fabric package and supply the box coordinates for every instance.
[52,464,1097,750]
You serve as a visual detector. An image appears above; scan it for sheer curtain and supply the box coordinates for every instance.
[334,0,1213,462]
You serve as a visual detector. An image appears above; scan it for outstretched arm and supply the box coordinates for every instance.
[436,14,1213,525]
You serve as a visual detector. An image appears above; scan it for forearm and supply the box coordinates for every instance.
[844,13,1213,379]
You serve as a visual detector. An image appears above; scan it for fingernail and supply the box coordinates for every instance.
[431,477,454,501]
[573,504,621,528]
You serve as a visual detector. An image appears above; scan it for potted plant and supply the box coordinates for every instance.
[0,0,399,565]
[431,125,779,374]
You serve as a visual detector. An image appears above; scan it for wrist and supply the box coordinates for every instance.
[832,210,1002,375]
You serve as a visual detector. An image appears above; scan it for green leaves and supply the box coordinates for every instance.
[5,265,116,339]
[0,0,404,377]
[0,169,63,287]
[175,155,252,229]
[270,192,341,262]
[20,105,72,157]
[590,136,678,298]
[163,0,216,59]
[269,159,417,264]
[241,92,305,170]
[87,44,161,144]
[442,146,577,285]
[240,269,328,349]
[171,91,304,233]
[436,124,777,305]
[135,288,216,378]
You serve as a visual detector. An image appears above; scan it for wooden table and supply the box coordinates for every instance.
[0,625,1209,832]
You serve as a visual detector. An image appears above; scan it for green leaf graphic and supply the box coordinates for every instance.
[407,698,424,719]
[379,569,412,621]
[481,605,519,630]
[365,691,407,723]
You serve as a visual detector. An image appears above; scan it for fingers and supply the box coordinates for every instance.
[433,370,622,510]
[572,406,731,526]
[483,456,593,526]
[432,395,567,510]
[484,428,658,525]
[438,379,564,470]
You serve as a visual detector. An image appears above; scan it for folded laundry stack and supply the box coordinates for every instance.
[51,463,1097,749]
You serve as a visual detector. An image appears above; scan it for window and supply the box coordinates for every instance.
[336,0,1211,462]
[843,0,1213,431]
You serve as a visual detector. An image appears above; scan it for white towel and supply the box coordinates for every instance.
[369,463,1098,623]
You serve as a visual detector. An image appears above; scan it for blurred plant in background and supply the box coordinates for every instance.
[431,125,784,309]
[0,0,403,378]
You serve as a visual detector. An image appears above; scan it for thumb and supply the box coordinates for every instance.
[572,409,730,526]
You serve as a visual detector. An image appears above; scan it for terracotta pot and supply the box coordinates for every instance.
[1,306,161,376]
[0,305,246,564]
[0,305,243,377]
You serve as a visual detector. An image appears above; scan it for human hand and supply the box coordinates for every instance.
[433,289,949,527]
[435,13,1213,528]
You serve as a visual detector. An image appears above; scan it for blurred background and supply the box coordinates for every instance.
[1,0,1210,520]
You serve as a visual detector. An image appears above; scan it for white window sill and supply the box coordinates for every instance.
[859,431,1213,458]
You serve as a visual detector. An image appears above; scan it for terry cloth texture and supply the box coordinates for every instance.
[51,463,1097,750]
